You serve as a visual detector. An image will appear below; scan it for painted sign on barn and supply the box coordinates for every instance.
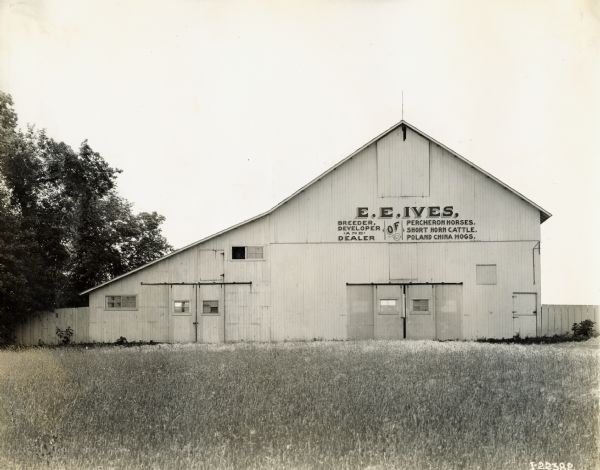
[337,206,477,242]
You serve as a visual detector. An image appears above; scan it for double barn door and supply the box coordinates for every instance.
[347,284,463,340]
[170,249,225,343]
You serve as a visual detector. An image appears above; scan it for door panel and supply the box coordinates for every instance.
[224,286,252,342]
[172,316,193,342]
[199,249,224,280]
[374,285,404,339]
[513,293,537,338]
[200,285,224,343]
[170,285,194,343]
[347,286,374,339]
[434,285,462,340]
[406,285,435,339]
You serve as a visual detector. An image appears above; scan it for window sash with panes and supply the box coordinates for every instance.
[105,295,137,310]
[379,299,398,315]
[412,299,430,314]
[231,246,263,260]
[202,300,219,314]
[174,300,190,314]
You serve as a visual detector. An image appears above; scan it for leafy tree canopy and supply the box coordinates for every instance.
[0,91,173,341]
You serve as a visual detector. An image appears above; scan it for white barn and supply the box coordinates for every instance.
[78,120,551,343]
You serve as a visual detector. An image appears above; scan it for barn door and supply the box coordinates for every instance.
[513,293,537,338]
[199,285,224,343]
[434,285,462,340]
[347,286,374,339]
[170,285,195,343]
[406,285,435,339]
[374,285,404,339]
[224,286,262,342]
[198,249,225,343]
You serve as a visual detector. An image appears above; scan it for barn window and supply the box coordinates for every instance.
[231,246,264,260]
[379,299,398,315]
[246,246,264,259]
[202,300,219,314]
[476,264,497,285]
[173,300,190,314]
[412,299,430,314]
[105,295,137,310]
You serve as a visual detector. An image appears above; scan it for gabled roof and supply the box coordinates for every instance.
[81,119,551,295]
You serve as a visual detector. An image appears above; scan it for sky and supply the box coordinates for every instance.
[0,0,599,304]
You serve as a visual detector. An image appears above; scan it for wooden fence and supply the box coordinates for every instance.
[14,307,90,346]
[540,304,599,336]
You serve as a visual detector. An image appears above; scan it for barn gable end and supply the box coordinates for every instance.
[77,120,549,343]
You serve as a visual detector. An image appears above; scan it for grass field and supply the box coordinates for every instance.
[0,340,598,470]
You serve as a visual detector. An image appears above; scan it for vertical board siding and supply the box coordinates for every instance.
[374,285,404,339]
[14,307,89,346]
[541,305,599,336]
[376,127,430,197]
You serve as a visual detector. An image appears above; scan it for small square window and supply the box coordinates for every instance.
[379,299,398,315]
[174,300,190,313]
[232,246,245,259]
[476,264,497,285]
[412,299,429,314]
[202,300,219,314]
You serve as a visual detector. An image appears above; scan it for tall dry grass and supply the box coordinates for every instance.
[0,340,598,469]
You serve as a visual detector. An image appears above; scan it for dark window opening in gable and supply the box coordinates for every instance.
[232,246,246,259]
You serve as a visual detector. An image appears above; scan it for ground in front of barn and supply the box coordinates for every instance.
[0,339,598,470]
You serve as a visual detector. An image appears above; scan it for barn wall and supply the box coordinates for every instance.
[79,125,545,343]
[270,127,540,245]
[88,216,273,343]
[269,241,539,340]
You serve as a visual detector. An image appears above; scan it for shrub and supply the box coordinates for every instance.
[572,320,596,339]
[115,336,128,345]
[55,326,74,345]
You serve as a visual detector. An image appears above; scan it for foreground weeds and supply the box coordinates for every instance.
[0,340,598,469]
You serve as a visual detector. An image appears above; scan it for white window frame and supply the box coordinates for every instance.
[378,298,399,315]
[411,299,430,315]
[173,300,191,315]
[246,246,264,259]
[230,245,265,261]
[202,300,219,315]
[105,295,138,311]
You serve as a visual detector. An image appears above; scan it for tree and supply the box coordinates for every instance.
[0,91,173,340]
